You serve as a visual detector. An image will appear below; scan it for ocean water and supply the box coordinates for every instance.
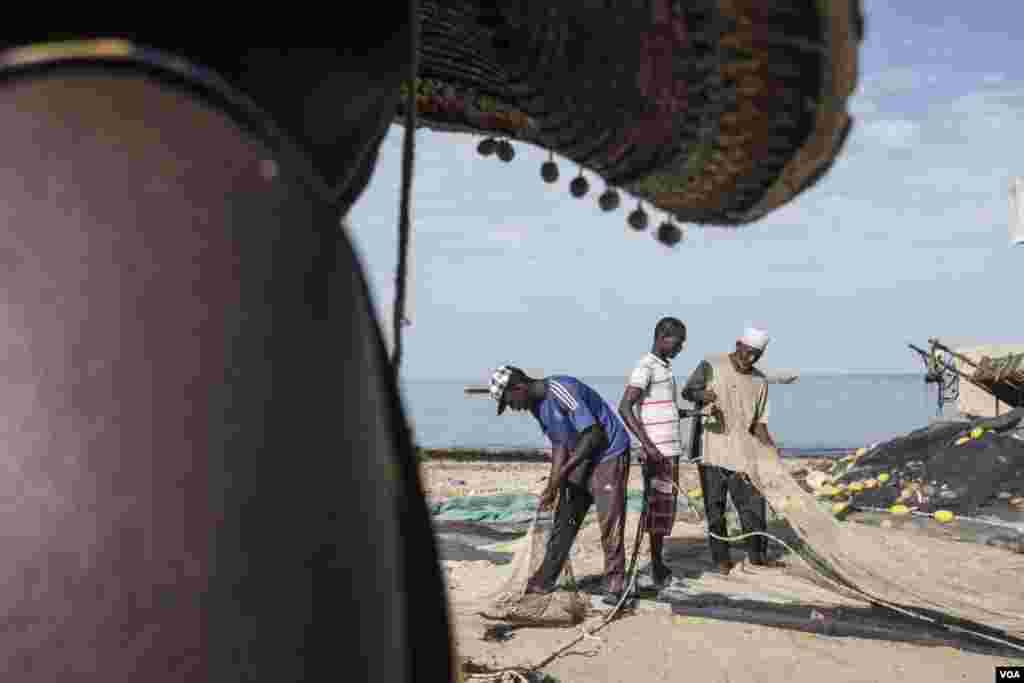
[401,373,940,455]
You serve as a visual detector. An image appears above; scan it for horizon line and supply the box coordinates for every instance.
[404,369,927,383]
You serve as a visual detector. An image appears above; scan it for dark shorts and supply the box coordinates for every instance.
[529,452,629,594]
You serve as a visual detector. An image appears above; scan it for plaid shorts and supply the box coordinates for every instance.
[645,455,678,536]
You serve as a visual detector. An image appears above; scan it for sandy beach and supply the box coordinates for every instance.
[420,457,1024,682]
[420,455,832,501]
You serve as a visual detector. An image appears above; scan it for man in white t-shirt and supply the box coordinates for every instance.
[618,317,687,588]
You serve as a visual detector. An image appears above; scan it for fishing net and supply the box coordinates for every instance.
[743,441,1024,639]
[695,355,1024,641]
[475,507,588,626]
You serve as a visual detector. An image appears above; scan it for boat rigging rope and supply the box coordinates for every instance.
[392,0,419,374]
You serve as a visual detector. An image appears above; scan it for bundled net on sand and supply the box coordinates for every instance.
[475,508,588,627]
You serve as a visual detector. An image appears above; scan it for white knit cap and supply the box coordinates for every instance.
[739,327,770,350]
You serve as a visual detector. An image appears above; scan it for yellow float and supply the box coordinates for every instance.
[934,510,955,523]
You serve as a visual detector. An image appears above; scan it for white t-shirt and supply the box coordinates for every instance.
[627,352,682,457]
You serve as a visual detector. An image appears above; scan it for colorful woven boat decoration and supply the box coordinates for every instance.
[397,0,863,244]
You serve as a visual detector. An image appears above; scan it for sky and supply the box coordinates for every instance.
[347,0,1024,383]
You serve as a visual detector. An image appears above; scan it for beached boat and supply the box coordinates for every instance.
[911,337,1024,418]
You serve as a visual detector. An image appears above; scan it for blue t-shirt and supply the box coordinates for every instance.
[531,376,630,463]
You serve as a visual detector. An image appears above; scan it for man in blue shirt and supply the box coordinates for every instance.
[490,365,632,605]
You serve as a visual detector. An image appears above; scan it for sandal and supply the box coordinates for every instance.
[601,590,636,608]
[651,565,674,588]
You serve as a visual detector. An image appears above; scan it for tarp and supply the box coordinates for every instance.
[431,491,701,523]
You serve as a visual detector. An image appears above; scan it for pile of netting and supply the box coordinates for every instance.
[826,417,1024,515]
[473,508,589,626]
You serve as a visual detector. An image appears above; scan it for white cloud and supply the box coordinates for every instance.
[763,259,824,274]
[898,165,1005,198]
[860,67,928,98]
[849,95,878,118]
[858,118,921,149]
[489,227,525,246]
[949,82,1024,122]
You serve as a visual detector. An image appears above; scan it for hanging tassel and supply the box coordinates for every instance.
[541,151,559,183]
[497,139,515,162]
[477,137,497,157]
[628,202,649,231]
[656,220,683,246]
[570,169,589,198]
[599,188,620,212]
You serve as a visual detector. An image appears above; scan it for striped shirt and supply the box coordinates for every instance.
[627,353,682,457]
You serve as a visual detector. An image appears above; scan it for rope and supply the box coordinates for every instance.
[392,0,419,374]
[855,504,1024,531]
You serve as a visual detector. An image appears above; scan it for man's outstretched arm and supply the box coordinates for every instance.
[752,422,776,449]
[540,424,605,507]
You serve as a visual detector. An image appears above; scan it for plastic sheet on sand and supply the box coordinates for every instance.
[432,490,669,523]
